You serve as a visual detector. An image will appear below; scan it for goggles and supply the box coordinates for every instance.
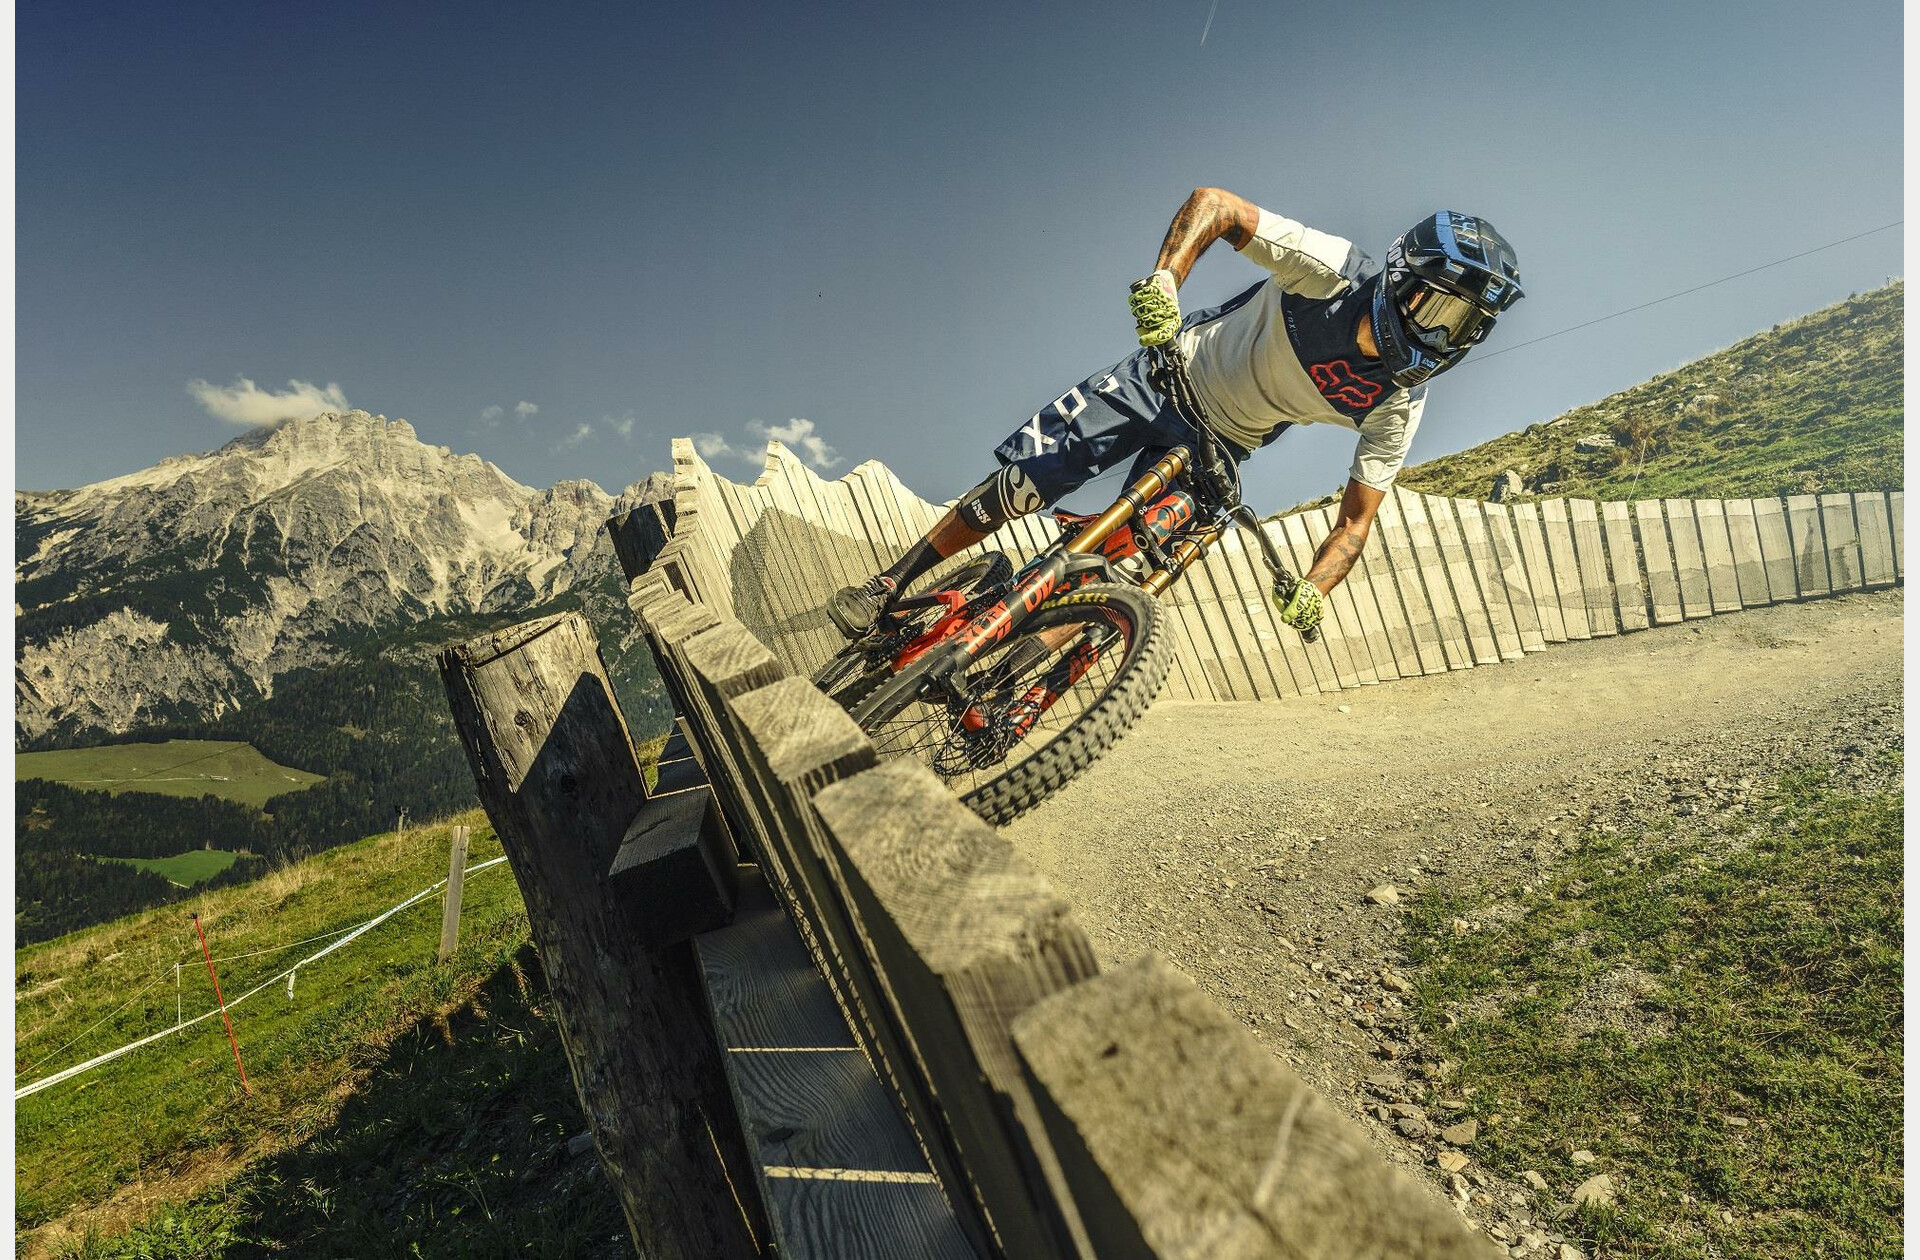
[1399,281,1498,354]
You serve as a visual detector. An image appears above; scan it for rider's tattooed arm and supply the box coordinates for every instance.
[1153,188,1262,285]
[1305,479,1387,594]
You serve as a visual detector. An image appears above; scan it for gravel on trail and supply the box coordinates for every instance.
[1002,588,1903,1253]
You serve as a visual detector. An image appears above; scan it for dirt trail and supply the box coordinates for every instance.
[1003,589,1903,1245]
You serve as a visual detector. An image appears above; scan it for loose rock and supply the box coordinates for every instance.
[1521,1170,1549,1191]
[1435,1149,1471,1173]
[1571,1173,1617,1207]
[1366,884,1402,905]
[1440,1118,1480,1146]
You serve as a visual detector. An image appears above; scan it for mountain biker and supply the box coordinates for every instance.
[826,188,1524,639]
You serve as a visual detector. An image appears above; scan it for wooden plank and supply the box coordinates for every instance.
[1751,497,1799,601]
[1662,497,1713,618]
[1480,503,1547,653]
[1183,543,1280,700]
[1891,491,1904,578]
[1315,505,1393,681]
[1692,500,1743,612]
[1371,493,1452,672]
[697,869,975,1260]
[1854,493,1897,588]
[1536,499,1590,639]
[1722,499,1772,607]
[1251,522,1329,695]
[1633,500,1684,624]
[1278,513,1355,690]
[814,758,1100,1259]
[1163,555,1248,702]
[1508,501,1567,644]
[438,614,765,1257]
[1011,954,1500,1260]
[1566,499,1618,636]
[1452,499,1525,661]
[1210,526,1307,696]
[1391,488,1477,666]
[1820,493,1866,592]
[1157,579,1228,703]
[1420,494,1503,662]
[723,677,997,1257]
[608,788,741,948]
[1599,502,1649,632]
[1783,493,1831,598]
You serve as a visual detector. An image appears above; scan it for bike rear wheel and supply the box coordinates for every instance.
[812,552,1015,710]
[849,583,1170,826]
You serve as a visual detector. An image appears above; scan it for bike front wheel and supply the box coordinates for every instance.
[849,583,1170,826]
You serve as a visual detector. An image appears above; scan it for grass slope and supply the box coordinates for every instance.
[1405,758,1903,1258]
[16,740,325,810]
[1397,282,1903,502]
[14,811,624,1259]
[101,850,241,886]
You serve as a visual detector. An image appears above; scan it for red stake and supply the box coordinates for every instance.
[192,913,252,1095]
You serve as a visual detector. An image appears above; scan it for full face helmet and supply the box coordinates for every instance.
[1370,211,1524,387]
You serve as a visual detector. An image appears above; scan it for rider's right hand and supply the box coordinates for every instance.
[1129,269,1182,346]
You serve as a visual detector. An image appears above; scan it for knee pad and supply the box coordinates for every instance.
[955,466,1043,532]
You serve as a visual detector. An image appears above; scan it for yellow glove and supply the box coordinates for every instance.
[1275,578,1324,633]
[1128,269,1181,346]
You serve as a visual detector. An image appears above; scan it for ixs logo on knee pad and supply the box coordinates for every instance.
[1308,360,1383,410]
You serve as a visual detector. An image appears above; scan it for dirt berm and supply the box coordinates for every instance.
[1003,588,1903,1247]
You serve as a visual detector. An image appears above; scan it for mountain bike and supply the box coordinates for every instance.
[812,343,1318,825]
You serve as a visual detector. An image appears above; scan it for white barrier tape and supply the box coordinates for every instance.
[14,856,509,1101]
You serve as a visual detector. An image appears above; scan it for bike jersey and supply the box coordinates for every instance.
[1175,208,1427,491]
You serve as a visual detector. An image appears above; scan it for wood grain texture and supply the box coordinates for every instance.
[1566,499,1618,637]
[1314,505,1394,681]
[1419,494,1502,663]
[1751,498,1799,602]
[1011,955,1499,1260]
[1536,499,1591,640]
[1452,500,1525,661]
[1508,502,1567,645]
[1273,516,1348,692]
[1819,493,1866,592]
[1662,498,1713,618]
[815,758,1103,1260]
[1478,503,1547,654]
[1633,501,1684,624]
[438,613,764,1258]
[1721,499,1773,607]
[1599,502,1649,632]
[1784,494,1832,598]
[1394,490,1477,665]
[1854,493,1897,588]
[608,788,741,947]
[1692,500,1743,613]
[1890,492,1904,578]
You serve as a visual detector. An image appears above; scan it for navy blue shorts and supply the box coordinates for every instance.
[991,343,1255,505]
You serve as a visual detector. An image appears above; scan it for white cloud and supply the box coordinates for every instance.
[607,413,636,440]
[693,418,842,471]
[187,377,349,427]
[554,422,594,451]
[479,404,504,424]
[515,400,540,420]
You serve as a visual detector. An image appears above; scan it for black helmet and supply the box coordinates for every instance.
[1370,211,1524,387]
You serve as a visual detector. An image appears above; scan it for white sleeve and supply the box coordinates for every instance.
[1348,390,1424,491]
[1236,207,1364,298]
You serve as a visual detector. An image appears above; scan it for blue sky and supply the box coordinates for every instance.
[16,0,1906,513]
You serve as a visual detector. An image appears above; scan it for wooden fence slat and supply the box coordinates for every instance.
[813,758,1101,1260]
[1784,493,1831,598]
[1174,544,1264,701]
[1420,494,1502,663]
[1452,499,1525,661]
[1855,492,1897,588]
[1633,501,1684,624]
[1692,500,1743,612]
[1662,498,1714,618]
[1315,505,1398,681]
[1751,497,1799,601]
[1600,501,1649,632]
[1536,499,1591,640]
[1158,576,1229,703]
[1213,527,1308,696]
[1346,507,1425,673]
[1305,508,1383,684]
[1010,954,1500,1260]
[1820,493,1866,592]
[1191,538,1286,699]
[1722,499,1773,606]
[1253,522,1330,695]
[1373,499,1452,673]
[1566,499,1618,636]
[1508,501,1567,644]
[1891,491,1904,578]
[1277,513,1356,689]
[1393,489,1477,666]
[1479,503,1547,653]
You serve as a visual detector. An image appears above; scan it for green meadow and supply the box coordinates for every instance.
[16,740,325,810]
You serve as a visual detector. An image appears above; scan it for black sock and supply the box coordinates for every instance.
[878,537,942,592]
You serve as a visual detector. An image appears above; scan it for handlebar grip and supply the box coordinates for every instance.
[1301,625,1321,645]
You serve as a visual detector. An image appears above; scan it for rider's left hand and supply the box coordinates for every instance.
[1275,578,1325,633]
[1129,269,1181,346]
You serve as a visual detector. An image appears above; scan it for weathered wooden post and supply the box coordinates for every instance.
[438,612,765,1259]
[436,825,470,964]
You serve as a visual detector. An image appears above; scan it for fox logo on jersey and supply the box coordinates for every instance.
[1309,360,1383,410]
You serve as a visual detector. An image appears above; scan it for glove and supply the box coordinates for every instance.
[1128,269,1181,347]
[1275,578,1324,634]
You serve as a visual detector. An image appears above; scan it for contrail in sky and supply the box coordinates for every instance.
[1200,0,1220,45]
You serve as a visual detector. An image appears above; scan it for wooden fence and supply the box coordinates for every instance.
[615,438,1903,699]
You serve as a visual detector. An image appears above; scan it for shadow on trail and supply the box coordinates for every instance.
[226,946,629,1260]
